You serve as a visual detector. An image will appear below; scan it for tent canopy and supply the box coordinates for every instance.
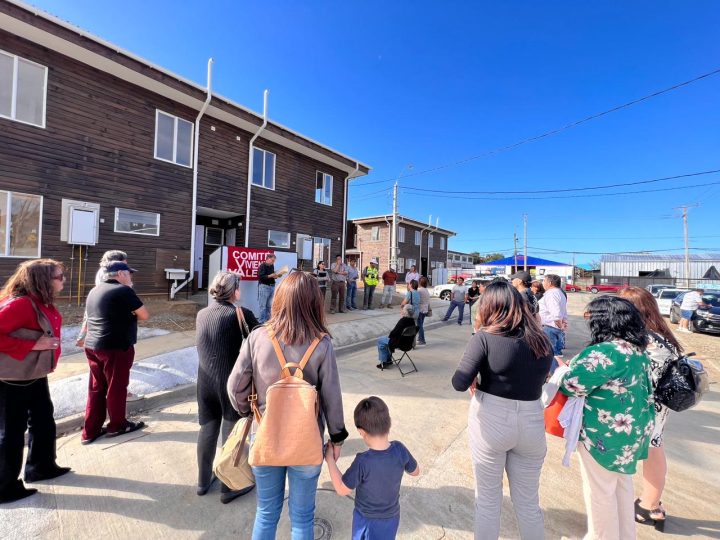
[703,265,720,280]
[477,255,568,267]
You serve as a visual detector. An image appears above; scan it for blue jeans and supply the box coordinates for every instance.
[251,464,322,540]
[377,336,391,364]
[258,284,274,323]
[346,281,358,309]
[543,325,565,374]
[443,300,464,324]
[417,312,427,342]
[352,508,400,540]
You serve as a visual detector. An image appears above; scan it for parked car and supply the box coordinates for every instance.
[646,284,673,295]
[669,291,720,334]
[654,288,688,316]
[586,283,624,294]
[432,279,491,300]
[566,283,580,292]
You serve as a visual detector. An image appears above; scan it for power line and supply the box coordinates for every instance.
[400,169,720,195]
[351,66,720,188]
[400,178,720,200]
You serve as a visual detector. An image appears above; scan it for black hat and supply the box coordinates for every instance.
[106,261,138,273]
[509,270,531,283]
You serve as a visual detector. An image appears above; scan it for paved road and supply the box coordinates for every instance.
[3,312,718,539]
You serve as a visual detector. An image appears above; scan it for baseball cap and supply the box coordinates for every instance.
[370,258,378,264]
[106,261,138,273]
[509,270,531,282]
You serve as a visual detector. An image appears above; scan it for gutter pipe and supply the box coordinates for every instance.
[419,215,433,274]
[244,90,269,247]
[171,57,213,299]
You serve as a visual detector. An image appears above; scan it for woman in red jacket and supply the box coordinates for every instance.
[0,259,70,504]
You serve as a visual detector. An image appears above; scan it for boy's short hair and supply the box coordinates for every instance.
[354,396,391,436]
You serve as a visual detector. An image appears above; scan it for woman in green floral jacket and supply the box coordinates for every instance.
[560,296,654,540]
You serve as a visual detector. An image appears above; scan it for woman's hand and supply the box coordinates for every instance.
[32,336,59,351]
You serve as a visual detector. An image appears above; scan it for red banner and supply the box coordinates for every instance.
[227,247,274,281]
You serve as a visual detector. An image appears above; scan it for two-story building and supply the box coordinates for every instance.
[346,215,455,282]
[447,250,476,270]
[0,0,370,297]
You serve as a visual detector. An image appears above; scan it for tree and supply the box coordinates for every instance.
[477,253,505,264]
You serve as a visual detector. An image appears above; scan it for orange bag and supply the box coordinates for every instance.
[544,392,568,438]
[248,331,325,467]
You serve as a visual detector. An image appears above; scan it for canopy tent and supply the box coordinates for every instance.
[477,255,568,267]
[703,265,720,280]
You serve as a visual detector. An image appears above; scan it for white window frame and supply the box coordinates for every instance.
[154,110,194,167]
[0,190,43,258]
[414,231,421,246]
[398,226,405,243]
[268,230,291,249]
[406,258,416,270]
[371,226,380,241]
[0,50,48,129]
[429,234,434,248]
[440,236,445,250]
[113,207,160,237]
[396,257,405,273]
[315,171,333,206]
[252,147,276,190]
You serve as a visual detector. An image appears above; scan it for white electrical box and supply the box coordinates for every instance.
[61,199,100,245]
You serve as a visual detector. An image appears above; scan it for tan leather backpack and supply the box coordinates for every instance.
[248,330,325,467]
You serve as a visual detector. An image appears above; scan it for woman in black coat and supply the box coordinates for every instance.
[195,271,258,503]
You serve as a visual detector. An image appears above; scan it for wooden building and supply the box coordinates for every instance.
[346,215,455,282]
[0,0,369,297]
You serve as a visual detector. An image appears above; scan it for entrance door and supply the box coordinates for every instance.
[194,225,205,289]
[421,257,428,276]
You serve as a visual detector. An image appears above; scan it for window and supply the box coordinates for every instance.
[315,171,333,205]
[371,226,380,241]
[396,257,405,273]
[114,208,160,236]
[252,147,275,189]
[154,110,193,167]
[0,51,47,128]
[406,258,416,270]
[313,237,331,266]
[414,231,421,246]
[0,190,42,257]
[205,227,224,246]
[268,230,291,249]
[398,226,405,243]
[428,234,434,248]
[440,237,445,250]
[431,261,437,269]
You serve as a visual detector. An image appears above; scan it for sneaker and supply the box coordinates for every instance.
[417,340,426,346]
[106,420,146,438]
[386,305,393,309]
[376,362,393,369]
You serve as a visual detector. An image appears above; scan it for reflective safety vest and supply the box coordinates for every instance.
[364,266,379,286]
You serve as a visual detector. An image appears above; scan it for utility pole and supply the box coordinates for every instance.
[523,214,528,271]
[391,181,398,270]
[513,232,518,272]
[675,204,700,288]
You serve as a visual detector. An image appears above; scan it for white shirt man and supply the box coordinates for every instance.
[539,274,567,371]
[405,266,420,285]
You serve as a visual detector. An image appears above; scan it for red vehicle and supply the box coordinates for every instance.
[566,283,580,292]
[586,283,624,294]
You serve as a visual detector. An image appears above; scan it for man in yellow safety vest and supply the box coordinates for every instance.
[362,259,379,310]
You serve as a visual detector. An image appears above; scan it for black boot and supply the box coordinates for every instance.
[24,465,72,483]
[0,481,38,504]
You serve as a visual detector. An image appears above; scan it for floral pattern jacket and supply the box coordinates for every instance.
[560,339,655,474]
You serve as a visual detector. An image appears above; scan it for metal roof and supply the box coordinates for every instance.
[601,253,720,263]
[477,255,570,267]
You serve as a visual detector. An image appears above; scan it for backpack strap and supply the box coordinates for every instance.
[267,328,326,380]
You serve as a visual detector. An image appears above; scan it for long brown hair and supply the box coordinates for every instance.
[476,280,551,358]
[619,287,682,352]
[0,259,65,305]
[268,270,330,345]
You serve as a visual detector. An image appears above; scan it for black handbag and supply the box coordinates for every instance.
[654,354,709,412]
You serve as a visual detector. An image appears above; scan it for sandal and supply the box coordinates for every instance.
[106,420,146,438]
[635,498,666,532]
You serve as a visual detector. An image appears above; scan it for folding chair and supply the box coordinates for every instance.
[390,325,419,377]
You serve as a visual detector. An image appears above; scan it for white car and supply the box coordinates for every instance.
[431,283,456,300]
[655,288,688,316]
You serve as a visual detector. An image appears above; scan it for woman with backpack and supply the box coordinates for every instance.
[227,271,348,539]
[619,287,682,531]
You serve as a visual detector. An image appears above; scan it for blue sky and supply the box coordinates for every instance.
[29,1,720,264]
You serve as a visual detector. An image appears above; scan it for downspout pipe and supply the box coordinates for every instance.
[419,215,433,274]
[341,162,360,260]
[172,57,213,299]
[244,90,269,247]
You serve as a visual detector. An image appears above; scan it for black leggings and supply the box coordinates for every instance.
[197,416,236,493]
[0,378,57,494]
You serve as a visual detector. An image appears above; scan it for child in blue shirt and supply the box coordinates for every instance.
[325,396,420,539]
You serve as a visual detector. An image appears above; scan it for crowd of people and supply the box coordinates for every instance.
[0,252,700,540]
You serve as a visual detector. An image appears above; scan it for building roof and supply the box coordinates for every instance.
[601,253,720,263]
[477,255,570,267]
[447,249,474,256]
[351,215,456,237]
[1,0,370,177]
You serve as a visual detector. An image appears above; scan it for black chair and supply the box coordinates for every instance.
[390,325,419,377]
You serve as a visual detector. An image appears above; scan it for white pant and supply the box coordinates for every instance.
[381,285,396,305]
[468,392,546,540]
[578,445,636,540]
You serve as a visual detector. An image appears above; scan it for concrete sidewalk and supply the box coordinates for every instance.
[3,317,718,539]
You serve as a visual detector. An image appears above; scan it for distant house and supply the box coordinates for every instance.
[0,0,370,296]
[447,250,476,270]
[346,215,455,281]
